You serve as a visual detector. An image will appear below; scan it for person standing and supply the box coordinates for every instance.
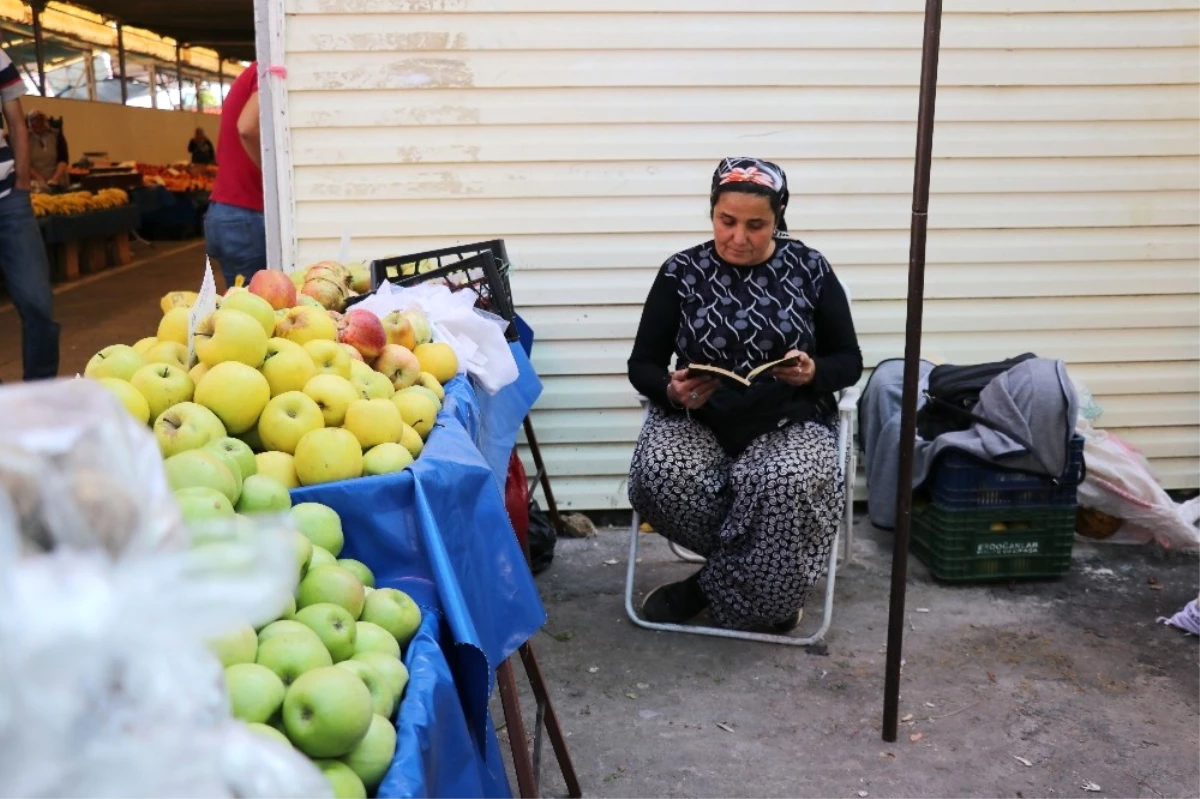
[205,63,264,288]
[26,110,69,189]
[0,53,60,380]
[188,127,216,165]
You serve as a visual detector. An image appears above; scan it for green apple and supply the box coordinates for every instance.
[195,361,272,435]
[353,622,400,659]
[262,337,318,398]
[258,391,325,455]
[206,437,257,480]
[353,370,396,402]
[220,290,277,338]
[295,603,358,663]
[309,545,337,570]
[315,759,367,799]
[339,714,397,791]
[417,372,444,401]
[175,486,235,523]
[291,503,345,555]
[343,399,404,451]
[295,427,364,486]
[259,619,319,645]
[360,588,421,648]
[303,374,361,427]
[273,593,298,623]
[96,377,151,424]
[305,339,353,380]
[391,391,438,440]
[225,662,285,723]
[290,530,314,582]
[405,385,442,412]
[130,362,194,421]
[351,652,409,705]
[155,402,228,457]
[298,565,365,619]
[335,660,395,719]
[398,424,423,460]
[256,451,299,489]
[164,449,240,505]
[246,722,292,747]
[236,474,293,514]
[195,308,269,367]
[208,623,258,667]
[240,425,265,453]
[282,666,374,758]
[337,559,375,588]
[362,443,413,476]
[144,340,189,370]
[256,631,333,686]
[86,343,147,381]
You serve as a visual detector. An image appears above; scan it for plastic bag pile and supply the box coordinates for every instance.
[0,379,331,798]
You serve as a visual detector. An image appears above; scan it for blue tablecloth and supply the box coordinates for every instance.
[290,373,545,797]
[473,343,544,489]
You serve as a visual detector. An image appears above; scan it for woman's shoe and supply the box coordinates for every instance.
[767,608,803,635]
[641,572,707,623]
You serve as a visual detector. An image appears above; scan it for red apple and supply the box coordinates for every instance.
[338,309,387,361]
[373,344,421,390]
[248,270,298,310]
[380,311,416,351]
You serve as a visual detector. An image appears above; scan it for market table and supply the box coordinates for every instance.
[38,205,140,281]
[290,357,547,798]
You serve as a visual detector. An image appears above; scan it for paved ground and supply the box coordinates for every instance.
[4,244,1197,798]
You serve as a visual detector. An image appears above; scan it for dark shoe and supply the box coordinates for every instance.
[767,609,803,635]
[642,572,707,623]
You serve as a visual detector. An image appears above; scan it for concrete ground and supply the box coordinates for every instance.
[4,242,1197,798]
[503,524,1199,799]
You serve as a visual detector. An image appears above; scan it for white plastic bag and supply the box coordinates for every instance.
[353,280,519,393]
[1075,419,1200,551]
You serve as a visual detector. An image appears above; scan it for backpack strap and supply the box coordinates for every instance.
[923,393,1061,483]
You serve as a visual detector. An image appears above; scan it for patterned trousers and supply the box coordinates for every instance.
[628,406,845,630]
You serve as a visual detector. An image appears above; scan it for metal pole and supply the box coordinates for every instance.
[31,1,46,96]
[882,0,943,744]
[217,59,225,105]
[117,22,127,105]
[175,43,183,110]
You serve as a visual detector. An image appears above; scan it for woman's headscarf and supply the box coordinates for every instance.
[710,157,790,232]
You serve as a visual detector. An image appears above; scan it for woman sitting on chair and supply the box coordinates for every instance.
[627,157,863,632]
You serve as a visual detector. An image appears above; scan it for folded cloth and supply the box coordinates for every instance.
[1157,597,1200,636]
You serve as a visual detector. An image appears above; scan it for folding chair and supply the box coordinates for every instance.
[623,279,860,646]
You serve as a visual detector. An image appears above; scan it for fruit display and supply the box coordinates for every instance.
[85,259,463,489]
[138,162,217,193]
[31,188,130,218]
[204,486,421,799]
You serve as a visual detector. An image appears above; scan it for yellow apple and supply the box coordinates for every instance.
[189,362,211,385]
[261,337,317,397]
[220,290,277,337]
[343,399,404,450]
[85,344,146,382]
[133,336,158,356]
[195,309,269,368]
[303,374,360,427]
[413,342,458,384]
[349,360,375,382]
[392,390,439,440]
[294,428,363,486]
[372,344,421,391]
[145,341,189,370]
[304,339,353,380]
[275,306,337,346]
[130,363,194,421]
[157,306,190,345]
[398,424,423,459]
[195,362,271,434]
[258,391,326,455]
[255,451,300,489]
[363,442,414,476]
[96,377,150,424]
[340,344,365,363]
[418,372,445,401]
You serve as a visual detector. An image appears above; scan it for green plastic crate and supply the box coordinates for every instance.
[910,502,1076,583]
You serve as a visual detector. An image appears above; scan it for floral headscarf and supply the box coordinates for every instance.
[710,157,790,231]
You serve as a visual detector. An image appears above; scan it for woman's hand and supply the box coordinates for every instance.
[773,349,816,387]
[666,369,718,410]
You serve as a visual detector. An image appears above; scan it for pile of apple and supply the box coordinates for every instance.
[85,260,463,488]
[207,498,422,799]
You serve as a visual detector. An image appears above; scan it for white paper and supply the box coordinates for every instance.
[187,258,218,368]
[336,230,351,265]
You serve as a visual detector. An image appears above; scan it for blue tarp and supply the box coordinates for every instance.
[473,342,544,490]
[290,373,545,798]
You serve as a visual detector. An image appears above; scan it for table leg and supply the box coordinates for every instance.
[111,232,133,265]
[84,239,108,274]
[519,643,583,798]
[497,657,538,798]
[522,417,564,534]
[59,241,80,281]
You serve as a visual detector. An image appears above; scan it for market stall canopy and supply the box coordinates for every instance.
[71,0,254,61]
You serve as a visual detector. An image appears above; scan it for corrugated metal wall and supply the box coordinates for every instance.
[283,0,1200,509]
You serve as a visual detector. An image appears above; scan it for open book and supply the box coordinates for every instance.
[686,355,801,389]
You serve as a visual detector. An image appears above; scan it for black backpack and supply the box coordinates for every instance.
[916,353,1037,443]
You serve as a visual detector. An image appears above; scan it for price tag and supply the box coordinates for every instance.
[187,257,218,367]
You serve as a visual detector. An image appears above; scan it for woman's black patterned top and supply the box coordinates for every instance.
[628,236,863,455]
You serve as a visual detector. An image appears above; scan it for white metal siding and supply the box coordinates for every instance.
[283,0,1200,508]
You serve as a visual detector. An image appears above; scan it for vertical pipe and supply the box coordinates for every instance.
[882,0,943,744]
[175,43,183,110]
[148,63,157,109]
[217,59,225,106]
[117,22,127,105]
[31,1,46,96]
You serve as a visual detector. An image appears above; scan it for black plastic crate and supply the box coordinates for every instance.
[911,502,1076,583]
[929,435,1085,510]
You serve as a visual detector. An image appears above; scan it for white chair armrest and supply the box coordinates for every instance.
[837,386,861,413]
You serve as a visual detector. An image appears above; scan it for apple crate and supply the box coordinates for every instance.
[910,502,1076,583]
[928,435,1085,510]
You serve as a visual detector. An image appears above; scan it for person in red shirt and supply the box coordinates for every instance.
[204,63,265,288]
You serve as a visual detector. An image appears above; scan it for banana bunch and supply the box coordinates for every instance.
[32,192,93,217]
[160,291,198,314]
[91,188,130,210]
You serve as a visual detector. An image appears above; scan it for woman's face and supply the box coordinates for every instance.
[712,192,777,266]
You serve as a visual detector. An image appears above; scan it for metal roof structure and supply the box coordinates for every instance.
[68,0,254,60]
